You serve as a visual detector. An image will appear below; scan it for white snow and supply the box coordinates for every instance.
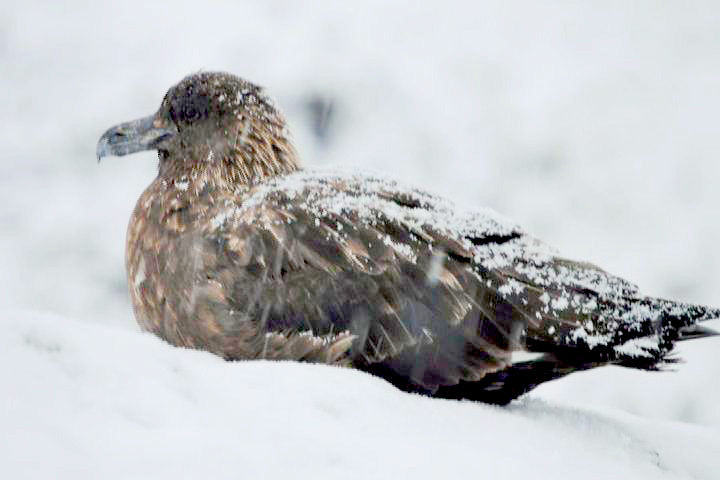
[1,0,719,477]
[613,336,661,358]
[2,309,719,480]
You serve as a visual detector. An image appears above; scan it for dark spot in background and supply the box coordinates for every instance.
[304,95,336,146]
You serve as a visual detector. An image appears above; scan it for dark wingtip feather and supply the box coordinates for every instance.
[677,324,719,341]
[698,307,720,322]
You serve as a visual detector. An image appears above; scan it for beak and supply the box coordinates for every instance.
[96,115,177,163]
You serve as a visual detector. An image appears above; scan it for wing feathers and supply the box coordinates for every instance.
[192,171,715,392]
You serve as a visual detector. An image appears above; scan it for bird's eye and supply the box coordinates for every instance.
[169,89,211,125]
[182,103,200,121]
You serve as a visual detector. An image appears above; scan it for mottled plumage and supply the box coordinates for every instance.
[97,72,718,404]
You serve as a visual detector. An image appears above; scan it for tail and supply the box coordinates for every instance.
[631,299,720,366]
[677,323,719,341]
[615,311,718,369]
[522,296,720,370]
[439,300,719,405]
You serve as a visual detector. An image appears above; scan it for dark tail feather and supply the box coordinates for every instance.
[652,300,719,353]
[419,300,719,406]
[677,323,718,341]
[446,307,719,405]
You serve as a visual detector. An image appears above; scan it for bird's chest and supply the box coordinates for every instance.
[124,187,247,354]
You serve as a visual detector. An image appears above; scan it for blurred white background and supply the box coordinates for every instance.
[1,0,718,425]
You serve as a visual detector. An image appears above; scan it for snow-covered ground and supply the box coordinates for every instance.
[1,0,719,477]
[3,309,719,480]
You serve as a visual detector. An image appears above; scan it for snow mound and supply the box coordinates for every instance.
[2,309,718,480]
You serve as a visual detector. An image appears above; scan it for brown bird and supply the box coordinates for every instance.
[97,71,718,405]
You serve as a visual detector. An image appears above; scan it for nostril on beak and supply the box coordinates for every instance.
[109,130,127,143]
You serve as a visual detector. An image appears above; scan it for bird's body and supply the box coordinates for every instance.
[99,72,718,404]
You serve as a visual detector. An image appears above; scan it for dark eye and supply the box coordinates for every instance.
[168,86,211,125]
[183,103,199,121]
[179,94,211,123]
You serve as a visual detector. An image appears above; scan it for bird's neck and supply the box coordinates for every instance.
[158,139,300,191]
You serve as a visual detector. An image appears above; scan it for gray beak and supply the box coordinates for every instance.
[96,115,177,162]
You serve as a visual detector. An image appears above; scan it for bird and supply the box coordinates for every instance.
[97,71,719,405]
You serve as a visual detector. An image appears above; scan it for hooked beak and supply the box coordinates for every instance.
[96,115,177,163]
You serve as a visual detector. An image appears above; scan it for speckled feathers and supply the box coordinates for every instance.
[101,71,720,405]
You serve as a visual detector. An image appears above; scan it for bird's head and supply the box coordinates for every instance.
[97,71,299,185]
